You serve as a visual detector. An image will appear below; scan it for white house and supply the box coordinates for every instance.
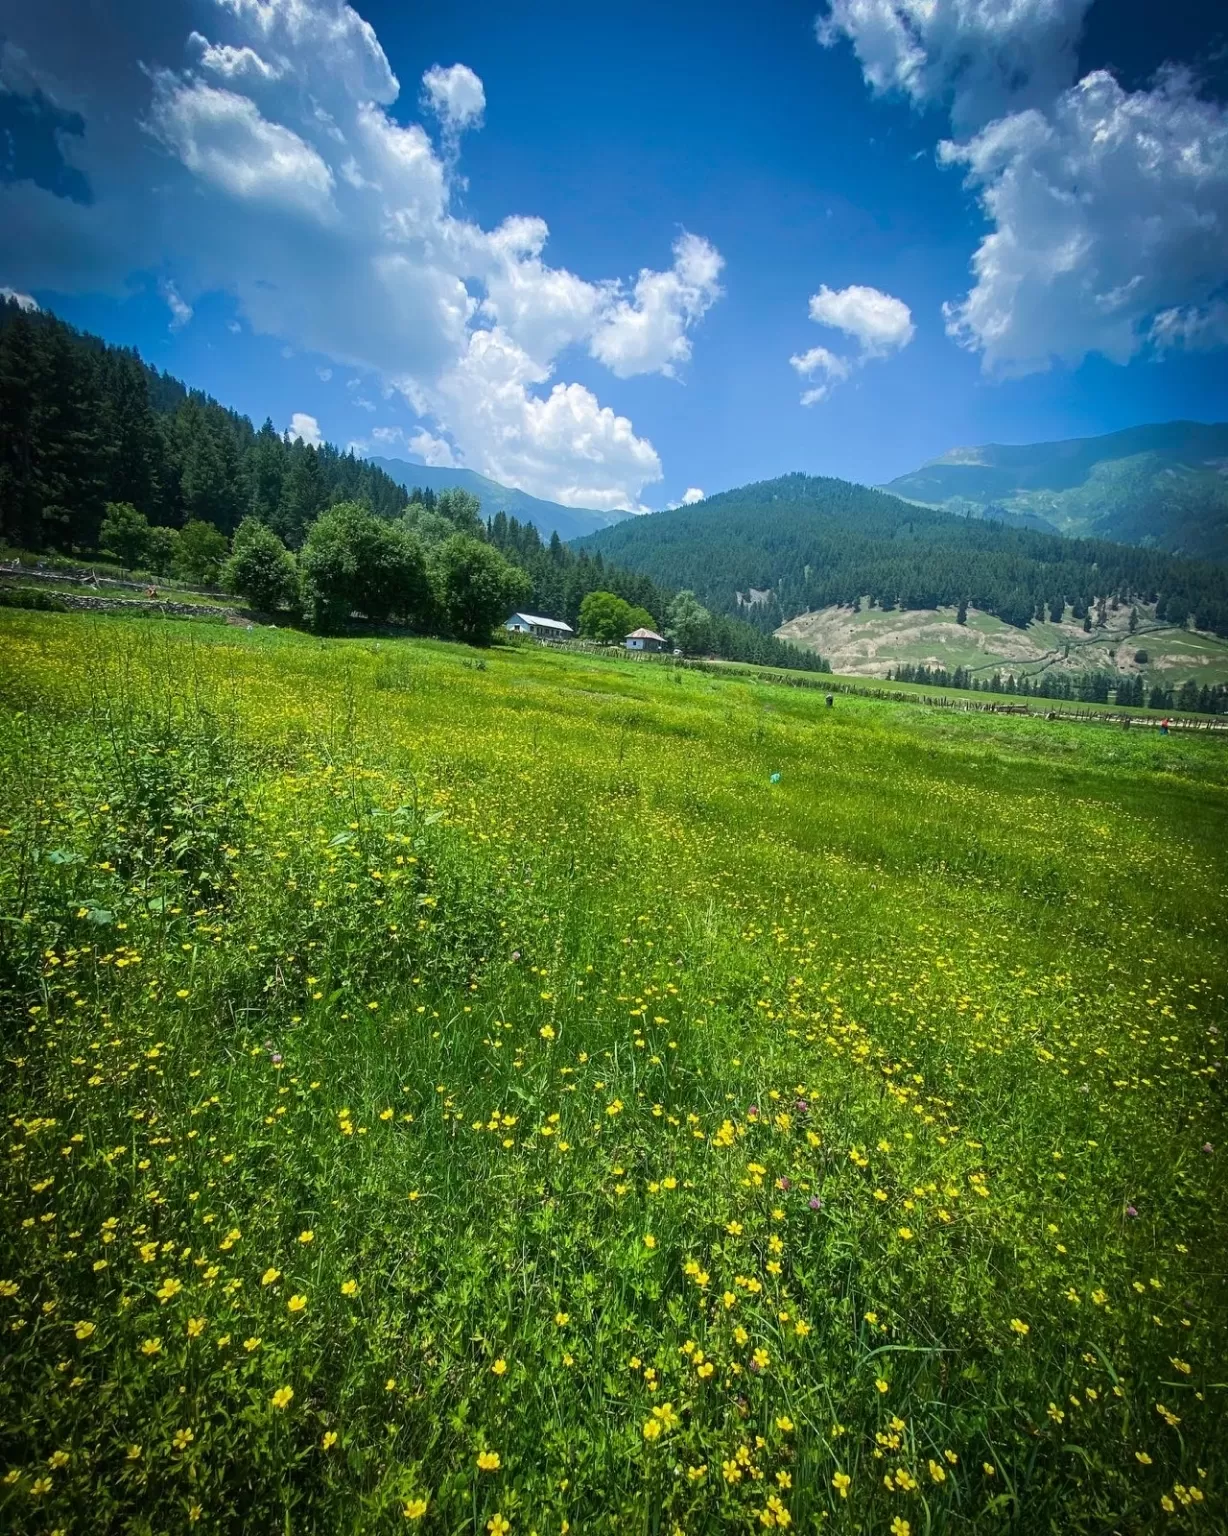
[505,612,575,640]
[624,627,667,653]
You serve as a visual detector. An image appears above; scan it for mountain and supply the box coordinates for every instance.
[881,422,1228,560]
[578,471,1228,640]
[366,458,631,545]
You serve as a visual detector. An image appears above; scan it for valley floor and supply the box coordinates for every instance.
[1,611,1225,1534]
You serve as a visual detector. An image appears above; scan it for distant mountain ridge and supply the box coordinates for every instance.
[881,421,1228,560]
[366,458,631,545]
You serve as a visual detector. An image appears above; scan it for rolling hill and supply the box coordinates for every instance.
[366,457,631,545]
[881,421,1228,560]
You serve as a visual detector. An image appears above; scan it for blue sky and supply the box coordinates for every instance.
[1,0,1226,510]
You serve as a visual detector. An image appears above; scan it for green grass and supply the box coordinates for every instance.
[1,610,1225,1535]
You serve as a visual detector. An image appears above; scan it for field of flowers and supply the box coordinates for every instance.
[1,609,1225,1535]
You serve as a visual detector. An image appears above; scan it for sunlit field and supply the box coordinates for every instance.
[1,610,1225,1535]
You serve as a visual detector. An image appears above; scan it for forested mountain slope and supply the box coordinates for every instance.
[0,298,818,670]
[882,422,1228,559]
[368,458,627,545]
[0,296,407,551]
[578,472,1228,639]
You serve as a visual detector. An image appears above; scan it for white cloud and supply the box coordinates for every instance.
[817,0,1092,130]
[160,278,193,331]
[790,343,850,377]
[589,233,725,379]
[216,0,399,104]
[0,0,723,510]
[433,328,662,509]
[1,286,39,311]
[788,289,911,404]
[288,411,322,446]
[316,366,332,380]
[666,486,707,509]
[421,63,485,135]
[188,31,284,82]
[790,344,852,405]
[1150,298,1228,352]
[941,68,1228,375]
[406,429,457,467]
[807,284,914,356]
[480,215,605,367]
[361,424,458,467]
[148,76,336,220]
[821,1,1228,375]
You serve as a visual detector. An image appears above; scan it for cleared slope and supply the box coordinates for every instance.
[778,600,1228,685]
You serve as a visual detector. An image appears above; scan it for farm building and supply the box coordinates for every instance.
[625,627,667,653]
[505,612,575,640]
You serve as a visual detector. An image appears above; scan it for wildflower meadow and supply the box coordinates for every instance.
[0,610,1224,1535]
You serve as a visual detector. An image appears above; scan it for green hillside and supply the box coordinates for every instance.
[882,422,1228,560]
[367,457,630,545]
[579,471,1228,640]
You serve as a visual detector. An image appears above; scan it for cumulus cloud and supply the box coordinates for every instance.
[808,284,914,356]
[160,278,193,331]
[1,286,40,311]
[434,328,662,511]
[681,487,705,504]
[0,0,724,509]
[817,0,1092,130]
[421,63,485,135]
[788,288,911,404]
[821,0,1228,375]
[406,429,457,467]
[589,233,724,379]
[147,75,337,220]
[941,68,1228,374]
[288,411,322,446]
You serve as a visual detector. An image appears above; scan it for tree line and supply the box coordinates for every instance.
[581,471,1228,641]
[0,298,820,664]
[887,662,1228,714]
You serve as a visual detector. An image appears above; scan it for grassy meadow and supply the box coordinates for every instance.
[1,610,1225,1535]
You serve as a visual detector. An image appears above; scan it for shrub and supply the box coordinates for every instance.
[578,591,635,642]
[665,589,712,654]
[176,519,229,586]
[145,525,181,577]
[432,534,532,644]
[225,518,300,614]
[98,502,150,570]
[300,502,430,633]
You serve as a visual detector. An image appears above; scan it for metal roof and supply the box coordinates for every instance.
[507,612,574,632]
[626,627,666,641]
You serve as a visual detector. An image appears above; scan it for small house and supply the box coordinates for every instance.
[504,612,575,640]
[624,627,667,653]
